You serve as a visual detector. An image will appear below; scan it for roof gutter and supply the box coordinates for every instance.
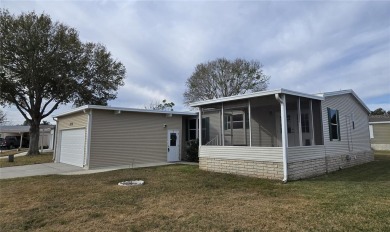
[275,93,288,183]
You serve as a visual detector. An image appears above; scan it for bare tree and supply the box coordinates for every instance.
[184,58,270,104]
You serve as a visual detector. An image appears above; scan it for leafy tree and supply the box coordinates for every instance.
[0,109,6,124]
[184,58,270,104]
[370,108,387,116]
[22,120,51,126]
[146,99,175,111]
[0,10,126,155]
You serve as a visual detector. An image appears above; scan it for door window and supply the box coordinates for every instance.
[170,133,177,146]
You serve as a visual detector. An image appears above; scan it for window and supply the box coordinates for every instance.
[170,133,177,146]
[232,114,243,129]
[224,115,231,130]
[188,119,197,140]
[301,113,310,133]
[327,108,340,141]
[224,114,245,130]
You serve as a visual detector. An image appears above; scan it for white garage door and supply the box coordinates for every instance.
[60,129,86,167]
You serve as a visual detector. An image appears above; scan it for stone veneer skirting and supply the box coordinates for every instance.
[199,151,374,180]
[199,157,283,179]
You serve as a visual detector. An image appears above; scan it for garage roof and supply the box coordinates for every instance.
[53,105,197,118]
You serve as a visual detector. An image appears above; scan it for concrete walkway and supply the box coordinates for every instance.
[0,163,84,179]
[0,161,198,179]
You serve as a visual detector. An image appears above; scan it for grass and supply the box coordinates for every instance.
[0,152,389,231]
[0,148,28,157]
[0,152,53,168]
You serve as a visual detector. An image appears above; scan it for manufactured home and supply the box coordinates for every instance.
[369,115,390,151]
[53,89,373,181]
[0,125,55,149]
[190,89,373,181]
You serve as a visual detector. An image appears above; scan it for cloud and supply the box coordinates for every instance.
[2,0,390,124]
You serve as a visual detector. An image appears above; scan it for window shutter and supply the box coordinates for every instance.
[327,108,333,141]
[337,110,341,141]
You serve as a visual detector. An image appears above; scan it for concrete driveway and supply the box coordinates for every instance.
[0,163,84,179]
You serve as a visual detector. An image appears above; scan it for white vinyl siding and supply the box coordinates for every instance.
[287,146,325,163]
[89,110,183,169]
[199,146,282,162]
[322,94,371,155]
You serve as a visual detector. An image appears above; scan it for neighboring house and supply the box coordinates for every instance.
[190,89,373,181]
[369,115,390,151]
[0,125,55,149]
[53,106,196,169]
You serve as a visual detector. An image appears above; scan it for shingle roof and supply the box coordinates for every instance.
[369,115,390,122]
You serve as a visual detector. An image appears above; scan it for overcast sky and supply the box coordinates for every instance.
[2,0,390,125]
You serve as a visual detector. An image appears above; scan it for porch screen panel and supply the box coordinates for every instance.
[224,107,249,146]
[300,98,312,146]
[286,95,300,147]
[248,96,281,147]
[202,107,222,146]
[312,100,324,145]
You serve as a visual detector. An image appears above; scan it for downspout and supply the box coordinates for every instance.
[85,109,93,169]
[275,93,288,183]
[52,117,58,162]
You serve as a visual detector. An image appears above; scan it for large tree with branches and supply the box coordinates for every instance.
[184,58,270,104]
[0,109,6,124]
[0,10,126,155]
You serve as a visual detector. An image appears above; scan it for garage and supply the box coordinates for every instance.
[59,129,86,167]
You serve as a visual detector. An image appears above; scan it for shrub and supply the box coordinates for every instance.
[186,139,199,162]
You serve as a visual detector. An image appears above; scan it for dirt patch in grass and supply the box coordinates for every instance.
[0,152,53,168]
[0,153,389,231]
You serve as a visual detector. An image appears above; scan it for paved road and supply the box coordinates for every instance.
[0,163,84,179]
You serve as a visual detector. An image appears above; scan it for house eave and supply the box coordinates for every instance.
[53,105,197,118]
[317,89,371,114]
[189,88,324,107]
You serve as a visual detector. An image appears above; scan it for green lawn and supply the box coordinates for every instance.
[0,152,389,231]
[0,152,53,168]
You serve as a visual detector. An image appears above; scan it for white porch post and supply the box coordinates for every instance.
[309,100,315,145]
[297,97,302,146]
[221,103,224,146]
[248,99,252,147]
[280,94,289,183]
[199,108,202,147]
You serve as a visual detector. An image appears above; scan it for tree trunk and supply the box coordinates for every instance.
[27,121,40,155]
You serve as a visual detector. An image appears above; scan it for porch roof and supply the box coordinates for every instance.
[189,88,324,107]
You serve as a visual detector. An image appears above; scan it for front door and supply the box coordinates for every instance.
[167,130,180,162]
